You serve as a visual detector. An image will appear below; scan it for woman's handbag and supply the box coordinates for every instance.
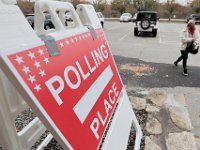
[186,42,199,54]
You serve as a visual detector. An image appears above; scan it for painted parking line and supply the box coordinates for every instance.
[105,25,121,31]
[158,29,162,44]
[161,41,179,44]
[119,29,133,41]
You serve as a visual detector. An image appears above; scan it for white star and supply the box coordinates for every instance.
[38,49,44,56]
[65,40,70,45]
[70,39,74,43]
[28,75,36,83]
[14,55,24,64]
[27,52,35,60]
[85,34,88,38]
[79,36,82,40]
[34,61,41,68]
[82,35,85,39]
[59,42,64,48]
[39,69,46,77]
[87,33,90,37]
[22,66,30,74]
[34,84,41,92]
[75,37,78,42]
[43,57,49,64]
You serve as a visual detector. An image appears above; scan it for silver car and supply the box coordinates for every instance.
[120,13,132,22]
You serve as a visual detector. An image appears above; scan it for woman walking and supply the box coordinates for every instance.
[174,20,200,76]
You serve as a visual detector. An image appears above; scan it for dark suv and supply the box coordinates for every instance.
[187,14,200,24]
[133,11,159,37]
[25,14,54,30]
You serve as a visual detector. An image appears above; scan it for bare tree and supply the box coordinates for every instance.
[71,0,91,8]
[111,0,133,14]
[163,0,176,20]
[93,0,107,12]
[133,0,145,11]
[190,0,200,13]
[17,0,34,14]
[144,0,159,11]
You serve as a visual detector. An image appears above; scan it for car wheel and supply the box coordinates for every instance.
[134,28,139,36]
[45,25,51,30]
[141,18,151,30]
[152,29,157,37]
[101,22,104,28]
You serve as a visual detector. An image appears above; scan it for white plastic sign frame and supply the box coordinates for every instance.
[0,0,142,150]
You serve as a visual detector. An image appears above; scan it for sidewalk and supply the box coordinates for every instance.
[127,86,200,150]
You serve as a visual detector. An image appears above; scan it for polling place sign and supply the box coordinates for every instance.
[1,28,123,149]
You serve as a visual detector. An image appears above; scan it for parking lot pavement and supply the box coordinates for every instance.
[104,22,200,67]
[114,55,200,88]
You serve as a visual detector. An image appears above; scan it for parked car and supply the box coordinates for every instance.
[65,12,73,22]
[133,11,159,37]
[96,12,104,28]
[120,13,132,22]
[25,13,54,30]
[187,14,200,24]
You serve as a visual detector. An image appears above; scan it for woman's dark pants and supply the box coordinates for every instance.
[176,50,188,69]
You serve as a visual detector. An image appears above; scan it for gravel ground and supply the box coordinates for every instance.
[15,108,36,132]
[15,109,63,150]
[126,109,147,150]
[43,138,63,150]
[31,131,51,150]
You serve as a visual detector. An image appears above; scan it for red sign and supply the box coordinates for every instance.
[7,28,123,149]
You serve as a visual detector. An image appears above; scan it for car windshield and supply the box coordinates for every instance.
[122,13,131,17]
[65,11,71,16]
[191,14,200,18]
[26,16,34,20]
[137,13,157,21]
[45,14,51,20]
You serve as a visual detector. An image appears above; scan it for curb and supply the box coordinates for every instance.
[105,18,186,23]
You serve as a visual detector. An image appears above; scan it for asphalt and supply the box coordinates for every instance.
[114,55,200,88]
